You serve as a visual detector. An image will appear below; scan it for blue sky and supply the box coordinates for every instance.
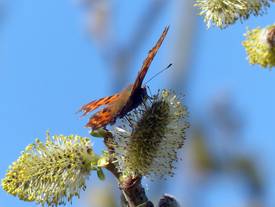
[1,1,275,207]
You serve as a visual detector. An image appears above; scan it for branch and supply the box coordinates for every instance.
[120,176,153,207]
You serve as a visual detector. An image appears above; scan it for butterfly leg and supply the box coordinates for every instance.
[146,85,153,98]
[141,99,149,111]
[125,115,134,129]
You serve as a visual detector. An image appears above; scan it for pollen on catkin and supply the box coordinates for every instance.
[113,89,189,178]
[194,0,270,28]
[2,134,96,207]
[243,25,275,68]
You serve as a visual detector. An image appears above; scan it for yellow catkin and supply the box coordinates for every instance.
[243,25,275,68]
[2,134,96,206]
[195,0,270,28]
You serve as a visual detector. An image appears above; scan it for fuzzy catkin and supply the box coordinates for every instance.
[2,134,96,206]
[113,90,189,178]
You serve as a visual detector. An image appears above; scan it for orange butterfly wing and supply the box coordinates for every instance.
[85,105,116,129]
[80,94,120,117]
[80,26,169,129]
[119,26,169,116]
[130,26,169,93]
[80,86,132,129]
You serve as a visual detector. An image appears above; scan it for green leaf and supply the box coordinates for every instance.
[89,128,109,138]
[96,168,105,181]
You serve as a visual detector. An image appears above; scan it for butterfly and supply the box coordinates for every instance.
[79,26,169,130]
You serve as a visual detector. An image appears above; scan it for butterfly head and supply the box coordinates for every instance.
[140,86,148,99]
[131,86,147,106]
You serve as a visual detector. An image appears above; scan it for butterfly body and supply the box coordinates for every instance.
[119,85,147,118]
[80,26,169,130]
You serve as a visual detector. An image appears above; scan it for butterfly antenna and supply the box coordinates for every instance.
[146,85,153,97]
[144,63,173,85]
